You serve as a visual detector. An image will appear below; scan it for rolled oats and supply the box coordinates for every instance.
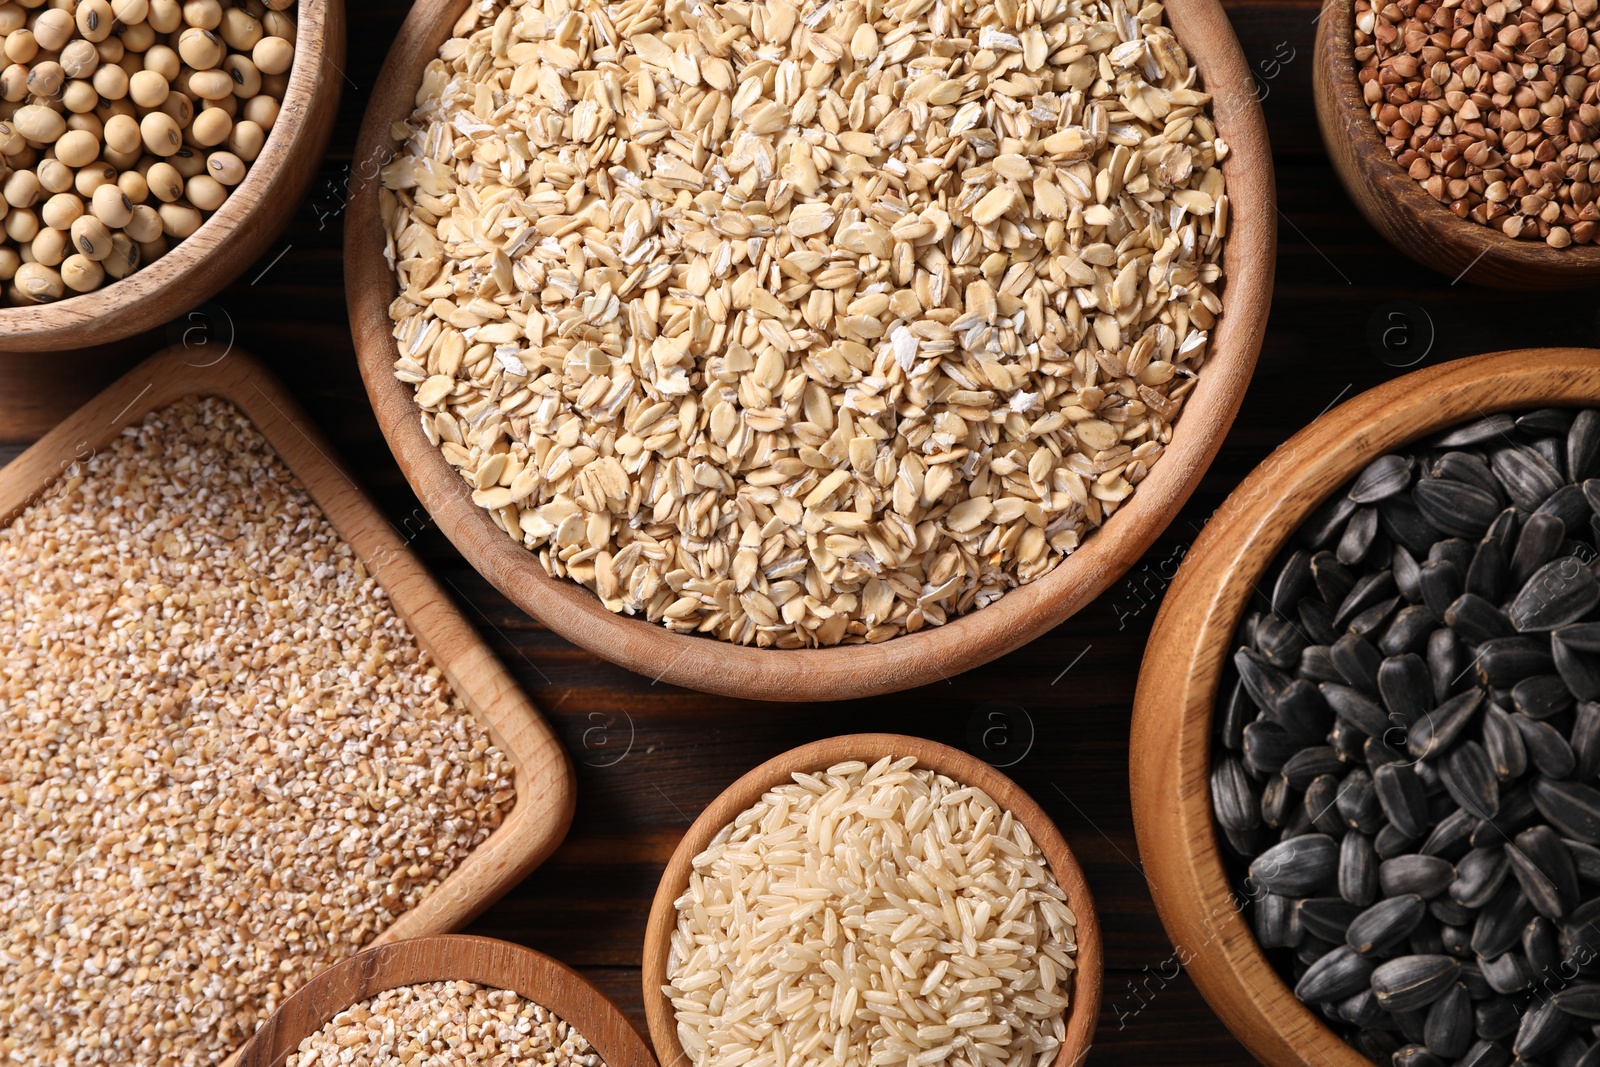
[382,0,1228,647]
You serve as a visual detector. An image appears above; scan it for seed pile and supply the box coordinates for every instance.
[663,757,1079,1067]
[1211,407,1600,1066]
[0,0,294,304]
[381,0,1229,647]
[0,398,516,1067]
[1354,0,1600,247]
[285,981,606,1067]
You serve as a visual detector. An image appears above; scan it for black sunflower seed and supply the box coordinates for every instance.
[1513,994,1572,1057]
[1341,830,1379,907]
[1299,598,1338,645]
[1451,847,1510,909]
[1380,652,1435,723]
[1476,637,1557,687]
[1567,838,1600,883]
[1479,949,1533,994]
[1381,604,1437,656]
[1513,674,1576,721]
[1374,763,1430,838]
[1421,807,1477,859]
[1299,644,1343,684]
[1348,893,1427,955]
[1255,890,1301,948]
[1256,616,1309,671]
[1407,688,1484,760]
[1525,913,1562,975]
[1555,631,1600,703]
[1395,544,1424,604]
[1270,679,1335,743]
[1423,982,1472,1058]
[1420,559,1464,622]
[1434,451,1504,498]
[1380,854,1455,899]
[1515,713,1577,779]
[1336,571,1398,631]
[1416,478,1502,538]
[1575,702,1600,781]
[1512,512,1569,588]
[1338,506,1380,566]
[1249,833,1340,895]
[1495,446,1567,511]
[1271,548,1313,618]
[1472,783,1540,846]
[1553,982,1600,1020]
[1474,1001,1521,1042]
[1444,594,1514,646]
[1235,648,1294,713]
[1337,768,1384,833]
[1300,896,1363,942]
[1330,718,1366,763]
[1571,410,1600,482]
[1484,703,1528,781]
[1353,455,1416,503]
[1376,822,1424,859]
[1312,551,1357,606]
[1532,778,1600,844]
[1431,894,1472,926]
[1283,746,1344,789]
[1331,633,1384,696]
[1508,825,1581,919]
[1437,414,1517,447]
[1306,774,1346,836]
[1302,493,1360,551]
[1442,741,1500,819]
[1381,497,1440,557]
[1261,773,1292,828]
[1466,536,1511,604]
[1392,1045,1443,1067]
[1509,557,1600,632]
[1372,954,1461,1012]
[1428,628,1468,703]
[1211,756,1261,831]
[1294,943,1373,1001]
[1472,882,1535,958]
[1242,720,1298,777]
[1536,484,1592,536]
[1335,987,1386,1027]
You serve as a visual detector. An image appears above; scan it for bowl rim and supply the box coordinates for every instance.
[0,0,339,346]
[234,935,658,1067]
[1129,348,1600,1067]
[344,0,1276,700]
[1314,0,1600,271]
[639,732,1103,1067]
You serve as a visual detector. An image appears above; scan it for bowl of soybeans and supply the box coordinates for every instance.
[0,0,344,350]
[1131,349,1600,1067]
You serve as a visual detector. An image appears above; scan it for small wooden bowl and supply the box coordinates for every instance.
[1314,0,1600,289]
[0,0,345,352]
[1129,349,1600,1066]
[343,0,1275,700]
[237,936,658,1067]
[641,734,1102,1067]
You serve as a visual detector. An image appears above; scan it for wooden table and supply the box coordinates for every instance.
[9,1,1600,1062]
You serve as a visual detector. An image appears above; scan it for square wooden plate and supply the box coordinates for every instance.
[0,343,576,1054]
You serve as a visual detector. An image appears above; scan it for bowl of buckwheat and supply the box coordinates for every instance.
[0,0,343,350]
[1315,0,1600,289]
[346,0,1277,699]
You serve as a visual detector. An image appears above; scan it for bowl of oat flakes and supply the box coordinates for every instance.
[344,0,1275,698]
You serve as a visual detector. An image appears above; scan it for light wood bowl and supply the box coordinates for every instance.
[0,0,345,351]
[237,936,658,1067]
[1314,0,1600,289]
[1129,349,1600,1066]
[0,346,577,1066]
[343,0,1275,700]
[641,734,1102,1067]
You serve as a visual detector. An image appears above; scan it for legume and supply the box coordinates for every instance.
[0,0,296,303]
[0,397,516,1067]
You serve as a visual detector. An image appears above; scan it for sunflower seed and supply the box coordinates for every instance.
[1381,653,1436,723]
[1392,1044,1443,1067]
[1306,774,1347,836]
[1348,893,1427,955]
[1512,513,1570,588]
[1235,649,1294,715]
[1525,913,1562,976]
[1533,778,1600,843]
[1555,983,1600,1020]
[1424,982,1473,1057]
[1337,768,1384,834]
[1296,943,1374,1002]
[1376,763,1431,838]
[1255,891,1302,949]
[1479,949,1534,994]
[1516,714,1578,780]
[1416,479,1501,538]
[1377,822,1424,859]
[1337,987,1387,1028]
[1353,455,1416,504]
[1513,995,1572,1057]
[1466,537,1511,604]
[1332,632,1384,696]
[1300,645,1344,684]
[1342,831,1380,906]
[1443,741,1501,819]
[1555,631,1600,703]
[1381,855,1456,899]
[1429,629,1469,702]
[1372,954,1461,1011]
[1243,720,1299,777]
[1451,847,1511,909]
[1436,414,1516,447]
[1536,485,1593,537]
[1572,411,1600,483]
[1382,604,1438,656]
[1382,498,1442,558]
[1444,594,1516,647]
[1283,746,1344,790]
[1406,689,1485,761]
[1509,557,1600,632]
[1301,896,1364,942]
[1395,545,1425,604]
[1430,895,1473,926]
[1257,615,1309,670]
[1421,560,1465,622]
[1272,549,1314,618]
[1250,834,1340,895]
[1495,447,1567,511]
[1337,572,1397,631]
[1422,808,1478,859]
[1575,703,1600,782]
[1513,674,1576,720]
[1212,756,1261,831]
[1472,882,1535,958]
[1568,839,1600,884]
[1299,599,1339,646]
[1508,825,1581,919]
[1477,637,1556,687]
[1303,494,1361,551]
[1472,784,1540,847]
[1484,704,1528,781]
[1339,506,1381,566]
[1473,1002,1521,1044]
[1435,452,1505,498]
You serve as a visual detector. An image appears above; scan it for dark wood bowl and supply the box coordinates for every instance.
[236,936,657,1067]
[641,734,1102,1067]
[342,0,1276,700]
[0,0,345,351]
[1129,349,1600,1065]
[1314,0,1600,290]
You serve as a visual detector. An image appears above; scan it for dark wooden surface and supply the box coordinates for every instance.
[9,0,1600,1062]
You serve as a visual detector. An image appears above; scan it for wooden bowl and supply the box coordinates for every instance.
[343,0,1275,700]
[0,0,345,352]
[1314,0,1600,290]
[1128,348,1600,1066]
[641,734,1102,1067]
[237,935,658,1067]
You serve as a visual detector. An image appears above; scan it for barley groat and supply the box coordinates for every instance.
[0,397,516,1067]
[381,0,1229,648]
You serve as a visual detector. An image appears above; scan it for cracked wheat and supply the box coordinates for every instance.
[382,0,1229,647]
[0,398,515,1067]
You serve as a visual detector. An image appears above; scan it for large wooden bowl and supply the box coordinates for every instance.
[0,0,345,351]
[1129,349,1600,1066]
[344,0,1274,700]
[641,734,1102,1067]
[237,936,658,1067]
[1314,0,1600,289]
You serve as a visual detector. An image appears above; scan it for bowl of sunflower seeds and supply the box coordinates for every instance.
[345,0,1275,698]
[1131,349,1600,1067]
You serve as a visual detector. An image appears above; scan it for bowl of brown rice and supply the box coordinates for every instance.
[345,0,1275,698]
[237,935,658,1067]
[641,734,1102,1067]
